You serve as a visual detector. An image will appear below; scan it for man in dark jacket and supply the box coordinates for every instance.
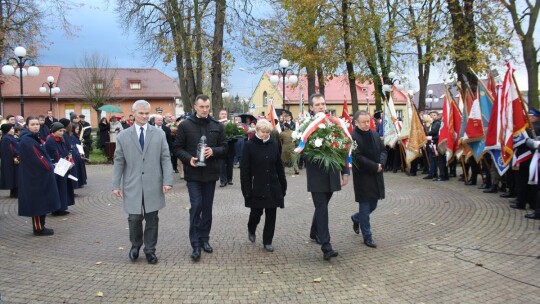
[350,110,387,248]
[305,93,349,261]
[174,94,227,261]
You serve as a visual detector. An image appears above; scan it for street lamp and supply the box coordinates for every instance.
[1,46,40,116]
[269,59,298,109]
[39,76,61,111]
[381,71,403,100]
[425,89,439,110]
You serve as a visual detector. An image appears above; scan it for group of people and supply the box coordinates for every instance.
[0,110,89,236]
[112,94,386,264]
[372,106,540,228]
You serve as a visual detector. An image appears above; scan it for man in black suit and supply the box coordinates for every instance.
[305,93,349,261]
[44,110,58,129]
[154,114,173,144]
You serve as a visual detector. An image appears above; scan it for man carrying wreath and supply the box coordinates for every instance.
[301,93,350,261]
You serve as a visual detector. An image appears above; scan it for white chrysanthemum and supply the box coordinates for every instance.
[314,138,323,147]
[318,123,326,129]
[291,131,299,140]
[315,112,325,119]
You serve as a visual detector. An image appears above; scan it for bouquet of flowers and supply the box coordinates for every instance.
[292,112,354,172]
[224,122,247,141]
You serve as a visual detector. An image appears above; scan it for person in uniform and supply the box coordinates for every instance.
[0,123,20,198]
[18,117,61,235]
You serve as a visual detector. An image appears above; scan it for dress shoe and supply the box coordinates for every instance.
[264,244,274,252]
[364,238,377,248]
[33,227,54,236]
[310,235,321,244]
[129,246,140,261]
[191,247,201,261]
[219,182,226,187]
[51,210,70,216]
[174,169,179,173]
[524,213,540,220]
[294,170,300,175]
[423,175,434,180]
[509,199,520,205]
[323,249,339,260]
[433,177,448,181]
[464,180,477,186]
[449,173,457,177]
[500,192,517,198]
[478,183,489,189]
[483,186,498,193]
[351,216,359,234]
[202,241,213,253]
[510,204,526,210]
[227,181,233,185]
[145,253,158,264]
[248,232,256,243]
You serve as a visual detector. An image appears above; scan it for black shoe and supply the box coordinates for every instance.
[500,192,517,198]
[434,177,448,181]
[294,171,300,175]
[478,183,489,189]
[191,247,201,261]
[33,227,54,236]
[202,241,213,253]
[323,250,339,260]
[524,213,540,220]
[174,169,179,173]
[351,216,359,234]
[364,238,377,248]
[227,181,233,185]
[145,253,158,264]
[264,244,274,252]
[129,246,140,261]
[248,232,256,243]
[219,183,226,187]
[449,173,457,177]
[510,204,526,210]
[509,199,520,205]
[423,175,434,180]
[483,186,498,193]
[465,180,477,186]
[310,235,321,245]
[51,210,70,216]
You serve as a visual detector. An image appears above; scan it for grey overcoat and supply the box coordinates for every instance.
[112,124,174,214]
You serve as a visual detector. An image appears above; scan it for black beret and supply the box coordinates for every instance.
[59,118,70,127]
[50,122,65,133]
[1,123,13,134]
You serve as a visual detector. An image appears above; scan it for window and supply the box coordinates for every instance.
[93,83,103,90]
[263,91,268,106]
[130,82,141,90]
[396,109,403,119]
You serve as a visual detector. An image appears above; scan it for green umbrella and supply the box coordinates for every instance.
[98,105,123,113]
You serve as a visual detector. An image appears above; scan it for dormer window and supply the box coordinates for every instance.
[93,83,103,90]
[129,79,142,90]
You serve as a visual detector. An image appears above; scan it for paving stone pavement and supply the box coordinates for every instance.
[0,165,539,303]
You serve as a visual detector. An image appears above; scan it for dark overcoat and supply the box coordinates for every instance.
[18,129,61,216]
[39,124,50,140]
[240,135,287,208]
[65,133,87,188]
[45,135,75,210]
[0,134,19,189]
[351,126,387,201]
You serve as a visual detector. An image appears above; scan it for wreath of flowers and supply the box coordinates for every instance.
[223,122,247,140]
[292,112,354,172]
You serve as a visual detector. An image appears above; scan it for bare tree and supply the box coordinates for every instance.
[72,52,117,117]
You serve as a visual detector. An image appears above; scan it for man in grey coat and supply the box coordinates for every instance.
[112,100,174,264]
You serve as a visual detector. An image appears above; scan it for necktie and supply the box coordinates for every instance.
[139,127,144,150]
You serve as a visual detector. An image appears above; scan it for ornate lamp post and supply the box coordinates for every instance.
[39,76,61,111]
[1,46,40,116]
[381,71,403,100]
[269,59,298,109]
[425,89,439,110]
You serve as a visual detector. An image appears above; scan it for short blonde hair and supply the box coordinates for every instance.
[255,119,273,132]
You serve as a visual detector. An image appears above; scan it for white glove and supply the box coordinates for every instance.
[426,136,432,140]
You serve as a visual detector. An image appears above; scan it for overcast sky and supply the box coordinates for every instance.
[38,1,534,102]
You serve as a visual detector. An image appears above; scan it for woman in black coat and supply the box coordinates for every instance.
[18,117,61,236]
[240,119,287,252]
[0,123,20,198]
[98,117,110,150]
[45,122,75,216]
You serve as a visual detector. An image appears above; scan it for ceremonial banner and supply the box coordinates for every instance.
[341,99,353,134]
[400,94,412,142]
[437,94,450,157]
[383,101,399,148]
[463,87,484,143]
[468,85,493,160]
[405,103,427,166]
[268,99,282,133]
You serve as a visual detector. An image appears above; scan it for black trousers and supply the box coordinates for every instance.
[170,150,178,171]
[516,159,536,209]
[220,156,234,183]
[128,210,159,254]
[247,208,277,245]
[310,192,333,252]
